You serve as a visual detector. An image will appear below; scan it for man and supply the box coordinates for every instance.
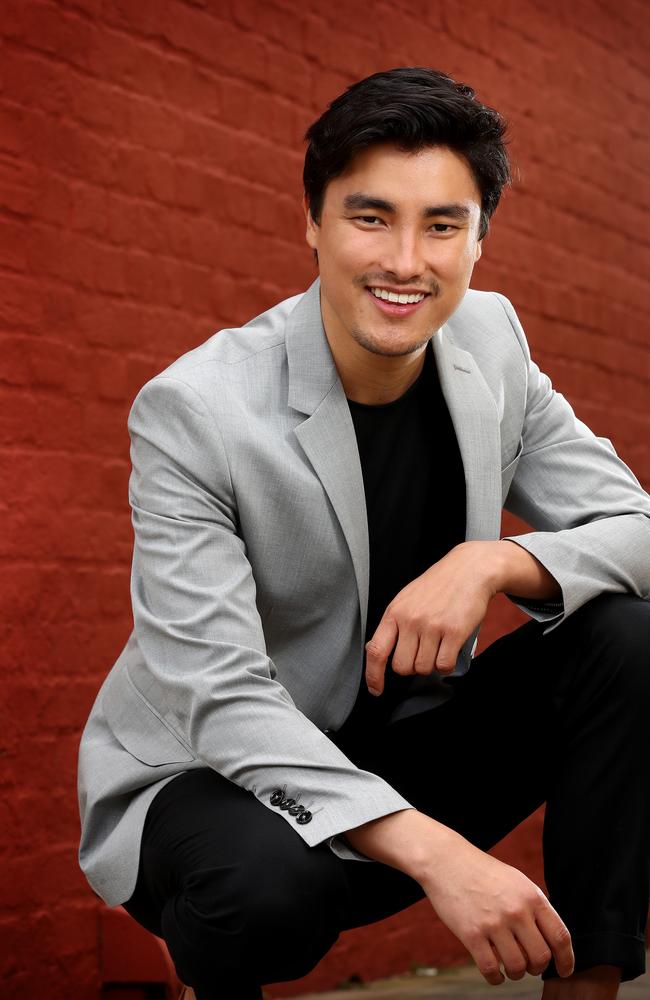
[77,68,650,1000]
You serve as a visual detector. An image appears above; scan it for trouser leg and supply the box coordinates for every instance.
[539,593,650,980]
[123,767,349,999]
[349,593,650,981]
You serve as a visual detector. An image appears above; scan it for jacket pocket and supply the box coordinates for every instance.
[101,666,195,766]
[501,438,523,504]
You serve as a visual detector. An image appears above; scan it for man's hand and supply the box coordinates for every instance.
[365,541,498,694]
[345,810,574,985]
[365,539,561,695]
[421,835,573,985]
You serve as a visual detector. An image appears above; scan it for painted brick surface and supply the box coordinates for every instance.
[1,1,648,997]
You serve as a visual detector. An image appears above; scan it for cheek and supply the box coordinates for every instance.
[439,243,479,280]
[327,229,378,271]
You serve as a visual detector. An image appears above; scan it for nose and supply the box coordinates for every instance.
[378,228,425,282]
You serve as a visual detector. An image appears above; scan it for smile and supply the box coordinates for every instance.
[366,286,430,317]
[368,286,427,304]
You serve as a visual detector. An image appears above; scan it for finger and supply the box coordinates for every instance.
[365,617,398,696]
[514,915,553,976]
[534,903,574,978]
[412,632,442,675]
[391,628,420,677]
[434,627,464,675]
[489,931,528,981]
[467,938,505,986]
[513,918,552,976]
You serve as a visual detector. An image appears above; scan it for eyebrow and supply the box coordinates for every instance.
[343,193,472,221]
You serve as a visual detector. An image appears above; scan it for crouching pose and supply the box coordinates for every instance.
[78,68,650,999]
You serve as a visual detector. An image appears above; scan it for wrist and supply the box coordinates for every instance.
[345,809,462,884]
[456,540,507,597]
[494,539,561,600]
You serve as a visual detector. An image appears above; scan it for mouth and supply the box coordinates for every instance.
[365,285,430,317]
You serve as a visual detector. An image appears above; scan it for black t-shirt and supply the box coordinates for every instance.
[336,342,466,740]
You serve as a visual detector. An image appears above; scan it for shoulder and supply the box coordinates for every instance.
[164,289,303,380]
[131,288,306,413]
[446,289,530,368]
[447,289,523,340]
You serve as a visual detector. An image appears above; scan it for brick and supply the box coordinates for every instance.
[230,0,305,51]
[0,216,30,271]
[0,154,39,217]
[159,5,271,86]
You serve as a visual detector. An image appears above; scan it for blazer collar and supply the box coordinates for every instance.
[286,278,339,416]
[286,279,369,641]
[431,324,502,541]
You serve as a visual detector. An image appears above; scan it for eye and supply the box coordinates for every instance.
[430,223,455,233]
[355,215,384,226]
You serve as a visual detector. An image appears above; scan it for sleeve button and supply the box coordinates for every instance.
[270,789,284,806]
[296,810,312,825]
[279,797,295,811]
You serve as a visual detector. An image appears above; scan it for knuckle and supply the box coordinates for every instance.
[365,641,382,658]
[465,929,482,950]
[413,658,433,675]
[553,926,571,946]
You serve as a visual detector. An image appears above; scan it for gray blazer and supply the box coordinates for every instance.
[77,280,650,907]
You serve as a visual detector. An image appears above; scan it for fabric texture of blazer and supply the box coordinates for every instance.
[77,279,650,907]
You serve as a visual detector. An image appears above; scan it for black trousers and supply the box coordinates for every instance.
[123,594,650,999]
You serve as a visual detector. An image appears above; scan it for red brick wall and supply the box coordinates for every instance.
[2,1,648,996]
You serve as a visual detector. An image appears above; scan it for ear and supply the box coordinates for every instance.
[303,194,318,251]
[474,240,482,263]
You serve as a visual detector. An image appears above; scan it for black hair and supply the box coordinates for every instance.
[303,67,510,240]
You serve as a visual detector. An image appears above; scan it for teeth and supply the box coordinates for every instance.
[369,287,426,304]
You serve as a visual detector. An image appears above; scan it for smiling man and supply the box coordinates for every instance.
[77,69,650,1000]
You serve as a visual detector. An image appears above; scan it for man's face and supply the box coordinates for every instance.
[305,143,483,359]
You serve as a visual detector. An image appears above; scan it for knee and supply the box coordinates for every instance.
[575,593,650,696]
[244,844,343,978]
[171,844,343,982]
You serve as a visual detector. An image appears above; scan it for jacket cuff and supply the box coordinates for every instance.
[326,804,417,863]
[328,834,373,862]
[501,535,566,629]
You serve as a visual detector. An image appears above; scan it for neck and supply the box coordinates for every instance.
[323,321,429,406]
[341,352,427,404]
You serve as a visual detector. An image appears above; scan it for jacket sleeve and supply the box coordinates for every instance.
[127,374,412,853]
[494,294,650,630]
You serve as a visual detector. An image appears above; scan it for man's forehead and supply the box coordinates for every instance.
[324,144,482,211]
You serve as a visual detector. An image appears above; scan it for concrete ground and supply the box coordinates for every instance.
[288,955,650,999]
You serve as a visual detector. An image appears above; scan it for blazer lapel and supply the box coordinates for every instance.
[286,280,370,642]
[432,325,502,542]
[284,281,503,652]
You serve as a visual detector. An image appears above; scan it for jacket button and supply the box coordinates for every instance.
[296,810,312,825]
[270,789,284,806]
[279,797,295,811]
[288,804,303,816]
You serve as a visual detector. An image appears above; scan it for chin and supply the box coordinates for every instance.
[351,326,431,358]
